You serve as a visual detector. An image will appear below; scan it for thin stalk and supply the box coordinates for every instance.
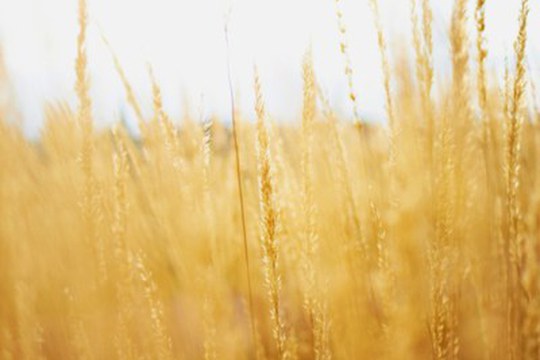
[224,23,257,356]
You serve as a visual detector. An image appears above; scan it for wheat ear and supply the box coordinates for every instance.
[254,67,290,359]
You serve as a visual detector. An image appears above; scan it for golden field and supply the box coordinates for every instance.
[0,0,539,358]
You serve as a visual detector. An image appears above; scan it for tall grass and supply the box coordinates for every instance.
[0,0,539,359]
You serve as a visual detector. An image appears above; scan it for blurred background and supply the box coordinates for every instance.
[0,0,539,137]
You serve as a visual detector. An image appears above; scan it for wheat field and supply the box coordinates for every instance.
[0,0,539,359]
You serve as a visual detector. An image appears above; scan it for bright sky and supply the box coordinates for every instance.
[0,0,538,136]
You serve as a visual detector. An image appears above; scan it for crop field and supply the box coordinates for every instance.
[0,0,539,359]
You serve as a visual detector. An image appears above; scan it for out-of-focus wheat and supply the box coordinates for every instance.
[0,0,539,359]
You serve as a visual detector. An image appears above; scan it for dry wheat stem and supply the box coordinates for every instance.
[224,23,258,357]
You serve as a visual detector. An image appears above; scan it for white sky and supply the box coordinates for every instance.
[0,0,539,136]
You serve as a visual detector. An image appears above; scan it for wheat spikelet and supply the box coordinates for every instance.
[410,0,434,160]
[409,0,426,102]
[75,0,93,167]
[112,126,130,263]
[199,112,220,360]
[450,0,470,112]
[474,0,491,179]
[132,252,174,360]
[504,1,530,358]
[200,113,221,270]
[421,0,433,65]
[473,5,499,354]
[475,0,488,122]
[367,3,399,283]
[254,67,290,359]
[431,115,460,360]
[148,66,182,169]
[300,49,318,311]
[101,35,146,134]
[368,0,394,130]
[74,0,102,291]
[333,0,361,126]
[300,50,331,360]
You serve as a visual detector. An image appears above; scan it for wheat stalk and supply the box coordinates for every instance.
[101,35,146,134]
[223,21,258,357]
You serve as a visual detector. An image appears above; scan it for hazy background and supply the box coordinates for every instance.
[0,0,539,136]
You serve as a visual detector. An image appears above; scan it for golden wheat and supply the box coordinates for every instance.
[1,0,539,359]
